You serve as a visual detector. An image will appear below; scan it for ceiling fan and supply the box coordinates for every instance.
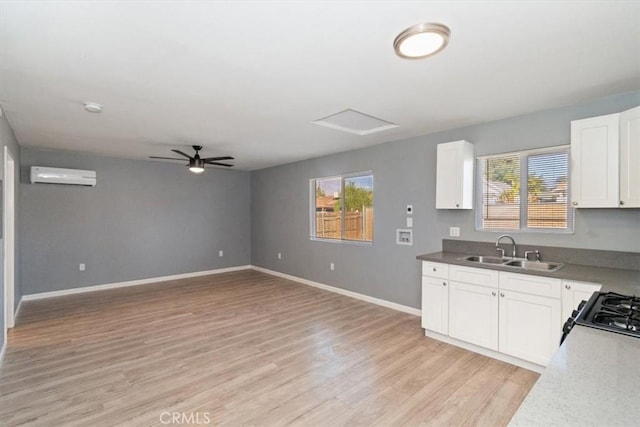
[150,145,234,174]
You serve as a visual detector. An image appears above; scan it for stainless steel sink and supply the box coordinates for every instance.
[504,260,564,271]
[459,255,508,264]
[458,254,565,272]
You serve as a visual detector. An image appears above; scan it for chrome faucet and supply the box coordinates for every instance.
[496,234,517,259]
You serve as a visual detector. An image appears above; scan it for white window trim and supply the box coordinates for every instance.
[309,171,374,244]
[475,145,574,234]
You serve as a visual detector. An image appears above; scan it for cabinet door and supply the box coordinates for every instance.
[499,290,561,366]
[421,276,449,335]
[619,106,640,208]
[449,281,498,350]
[571,113,620,208]
[561,281,602,322]
[436,140,474,209]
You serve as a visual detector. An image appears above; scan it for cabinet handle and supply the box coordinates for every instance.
[456,203,460,208]
[433,267,437,272]
[491,291,496,296]
[442,282,447,287]
[620,200,625,205]
[565,284,571,290]
[500,292,505,297]
[573,201,578,206]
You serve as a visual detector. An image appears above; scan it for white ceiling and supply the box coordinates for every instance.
[1,1,639,170]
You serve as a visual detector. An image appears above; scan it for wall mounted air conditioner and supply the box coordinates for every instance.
[30,166,97,187]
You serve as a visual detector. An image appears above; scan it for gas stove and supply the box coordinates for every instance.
[575,292,640,338]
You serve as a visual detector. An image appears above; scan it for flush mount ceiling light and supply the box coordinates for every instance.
[83,102,103,113]
[393,23,450,60]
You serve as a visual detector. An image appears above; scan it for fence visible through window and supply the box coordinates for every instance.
[477,147,572,232]
[312,173,374,242]
[315,207,374,241]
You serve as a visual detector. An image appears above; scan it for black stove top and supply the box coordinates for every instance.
[575,292,640,338]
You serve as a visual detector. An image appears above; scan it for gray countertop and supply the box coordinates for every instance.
[509,326,640,426]
[417,251,640,425]
[416,251,640,294]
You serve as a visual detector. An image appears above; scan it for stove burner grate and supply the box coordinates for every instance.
[593,312,640,332]
[601,295,640,313]
[574,292,640,339]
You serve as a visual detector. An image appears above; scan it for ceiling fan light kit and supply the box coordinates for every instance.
[189,158,205,174]
[393,22,450,60]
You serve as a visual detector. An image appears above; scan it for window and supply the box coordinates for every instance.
[477,146,573,232]
[311,172,373,242]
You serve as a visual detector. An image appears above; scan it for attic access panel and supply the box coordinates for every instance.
[313,109,398,136]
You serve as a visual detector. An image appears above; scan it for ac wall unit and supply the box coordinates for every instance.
[30,166,97,186]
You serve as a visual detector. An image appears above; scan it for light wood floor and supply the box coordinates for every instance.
[0,270,538,426]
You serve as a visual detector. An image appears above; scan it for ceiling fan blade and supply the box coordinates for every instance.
[202,156,234,161]
[205,161,234,167]
[149,156,186,161]
[171,149,192,159]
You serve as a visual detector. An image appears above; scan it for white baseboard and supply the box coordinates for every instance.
[251,265,421,317]
[424,330,544,373]
[11,298,22,326]
[21,265,252,301]
[0,342,5,366]
[19,264,420,318]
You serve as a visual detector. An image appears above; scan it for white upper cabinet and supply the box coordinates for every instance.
[571,113,620,208]
[571,106,640,208]
[436,140,474,209]
[619,106,640,208]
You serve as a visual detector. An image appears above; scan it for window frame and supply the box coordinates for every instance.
[309,171,374,245]
[475,145,574,234]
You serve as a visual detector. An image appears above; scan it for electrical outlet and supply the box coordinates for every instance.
[219,250,224,257]
[330,262,335,271]
[449,227,460,237]
[278,252,282,260]
[79,263,85,271]
[406,217,413,228]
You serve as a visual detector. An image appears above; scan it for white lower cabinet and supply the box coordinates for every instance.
[421,276,449,335]
[561,280,602,321]
[498,290,561,366]
[448,281,499,351]
[421,262,450,335]
[497,272,562,366]
[420,263,574,367]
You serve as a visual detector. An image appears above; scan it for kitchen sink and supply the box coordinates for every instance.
[459,255,508,264]
[503,260,564,271]
[458,255,565,272]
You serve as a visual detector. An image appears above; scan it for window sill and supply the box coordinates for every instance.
[475,227,575,235]
[310,237,373,246]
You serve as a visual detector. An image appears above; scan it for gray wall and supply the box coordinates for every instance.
[0,112,21,353]
[20,147,251,295]
[251,91,640,309]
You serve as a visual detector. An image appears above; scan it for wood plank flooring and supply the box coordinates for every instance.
[0,270,539,426]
